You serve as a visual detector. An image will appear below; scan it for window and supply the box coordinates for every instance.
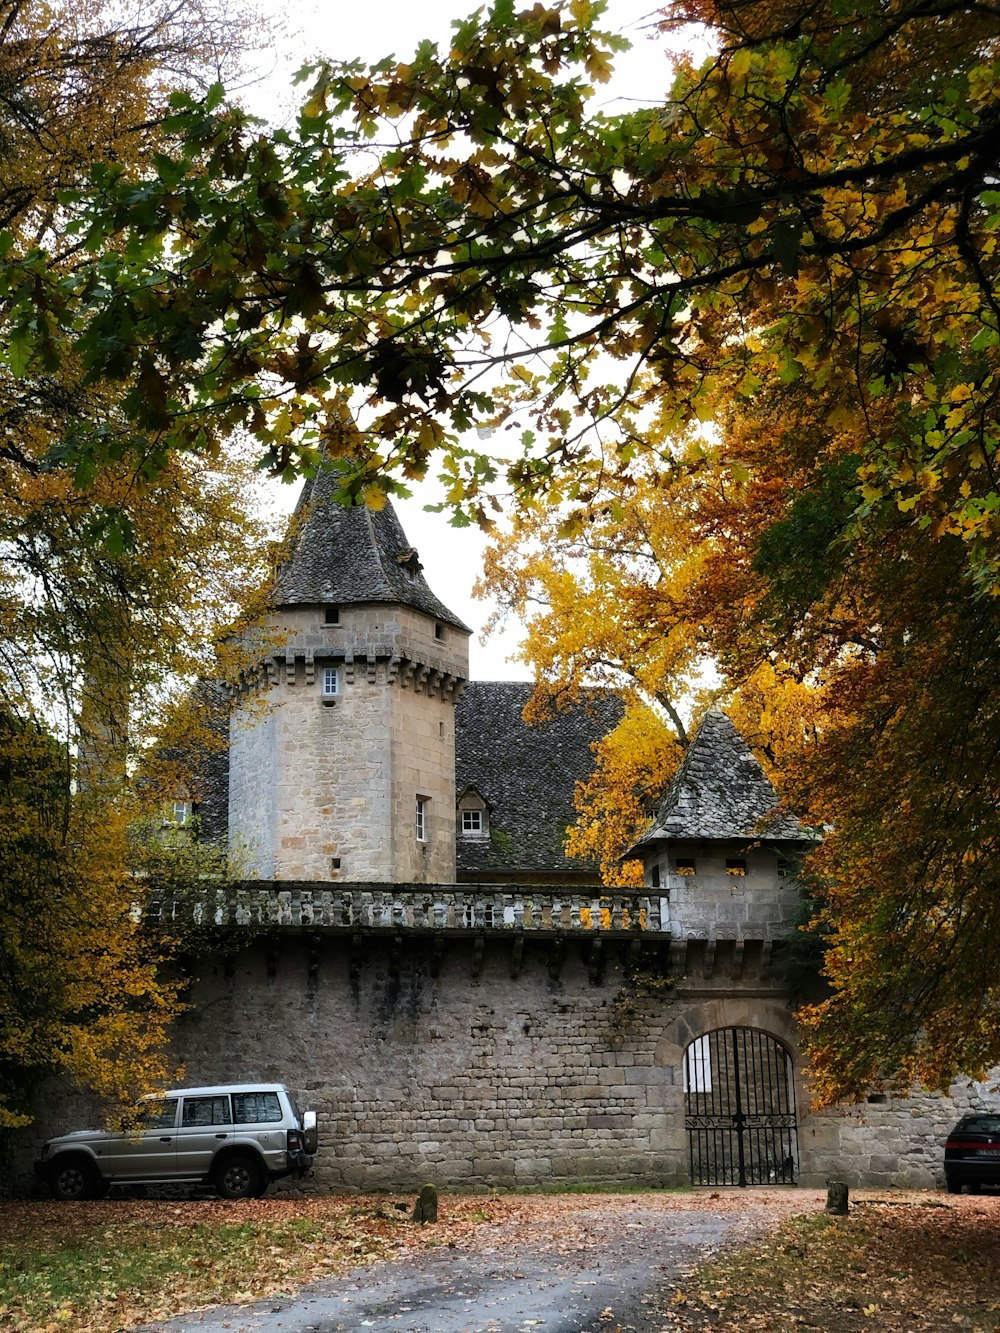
[138,1098,178,1131]
[650,863,661,889]
[321,666,340,699]
[458,794,488,838]
[415,797,428,842]
[675,857,696,876]
[725,858,747,876]
[324,604,340,625]
[181,1095,231,1127]
[434,622,445,641]
[170,800,192,826]
[965,1116,1000,1133]
[684,1036,713,1094]
[232,1091,282,1124]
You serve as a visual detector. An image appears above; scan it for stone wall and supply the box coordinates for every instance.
[171,934,690,1191]
[649,841,803,942]
[17,932,994,1196]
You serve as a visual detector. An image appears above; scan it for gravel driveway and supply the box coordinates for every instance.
[143,1189,821,1333]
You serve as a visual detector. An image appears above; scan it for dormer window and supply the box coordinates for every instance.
[321,666,340,701]
[324,605,339,625]
[458,789,489,839]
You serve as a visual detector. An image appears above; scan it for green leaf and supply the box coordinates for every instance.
[7,329,33,377]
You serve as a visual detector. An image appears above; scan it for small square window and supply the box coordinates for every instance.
[324,605,339,625]
[675,858,696,876]
[725,859,747,876]
[462,809,483,833]
[170,799,192,826]
[415,797,428,842]
[322,666,340,699]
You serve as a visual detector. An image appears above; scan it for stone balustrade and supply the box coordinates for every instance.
[145,882,670,936]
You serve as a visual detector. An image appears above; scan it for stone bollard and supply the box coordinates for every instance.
[412,1182,438,1224]
[826,1180,849,1215]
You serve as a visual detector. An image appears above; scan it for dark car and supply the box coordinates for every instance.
[944,1114,1000,1194]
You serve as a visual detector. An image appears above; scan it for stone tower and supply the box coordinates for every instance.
[228,470,470,883]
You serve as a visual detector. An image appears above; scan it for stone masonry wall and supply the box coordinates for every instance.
[389,674,457,884]
[171,936,690,1191]
[650,841,803,942]
[17,933,995,1196]
[227,705,278,878]
[228,603,469,883]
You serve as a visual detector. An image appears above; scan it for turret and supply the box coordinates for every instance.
[631,709,814,941]
[228,470,470,883]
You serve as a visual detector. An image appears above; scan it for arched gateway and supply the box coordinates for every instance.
[684,1027,798,1186]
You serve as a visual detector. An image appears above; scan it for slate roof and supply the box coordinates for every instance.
[455,682,623,879]
[634,709,810,848]
[273,467,469,630]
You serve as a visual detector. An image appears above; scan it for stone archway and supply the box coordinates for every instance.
[683,1027,798,1186]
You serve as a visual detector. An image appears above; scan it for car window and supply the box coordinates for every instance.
[964,1116,1000,1134]
[138,1098,179,1131]
[181,1095,231,1127]
[232,1091,283,1124]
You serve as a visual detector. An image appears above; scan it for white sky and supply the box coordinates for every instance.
[244,1,688,681]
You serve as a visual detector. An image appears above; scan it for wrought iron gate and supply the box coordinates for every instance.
[684,1027,798,1186]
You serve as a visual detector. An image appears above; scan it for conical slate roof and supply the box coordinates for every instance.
[635,709,809,846]
[272,468,469,630]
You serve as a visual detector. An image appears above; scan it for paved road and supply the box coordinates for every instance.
[141,1203,756,1332]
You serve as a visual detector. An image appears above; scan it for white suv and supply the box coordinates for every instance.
[34,1083,318,1201]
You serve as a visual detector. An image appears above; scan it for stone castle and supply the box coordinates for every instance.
[24,470,995,1193]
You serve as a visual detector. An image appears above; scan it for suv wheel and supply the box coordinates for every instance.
[213,1154,263,1200]
[49,1156,103,1202]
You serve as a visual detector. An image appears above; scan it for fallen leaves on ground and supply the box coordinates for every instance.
[0,1188,811,1331]
[660,1191,1000,1331]
[6,1188,995,1332]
